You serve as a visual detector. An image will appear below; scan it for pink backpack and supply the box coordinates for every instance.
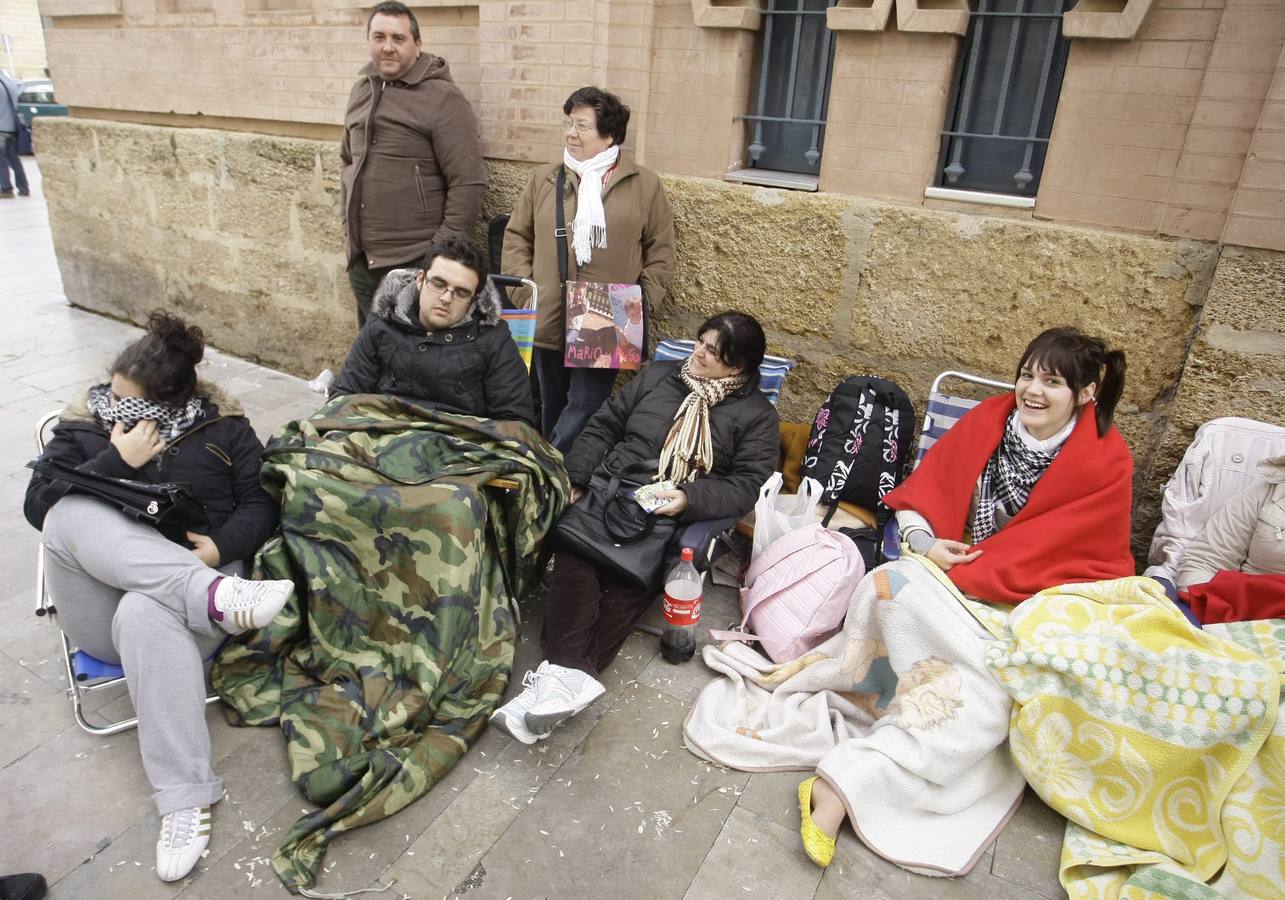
[711,523,865,663]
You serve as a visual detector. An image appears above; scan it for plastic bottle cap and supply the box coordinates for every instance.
[680,547,694,561]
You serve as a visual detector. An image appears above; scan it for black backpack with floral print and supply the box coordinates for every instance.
[799,375,916,532]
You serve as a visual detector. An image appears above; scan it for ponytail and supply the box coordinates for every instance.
[1094,350,1126,437]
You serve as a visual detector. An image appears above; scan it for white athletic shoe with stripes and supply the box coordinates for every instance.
[156,805,212,882]
[211,576,294,634]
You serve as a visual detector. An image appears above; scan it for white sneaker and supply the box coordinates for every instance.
[211,577,294,634]
[156,805,211,882]
[489,670,552,745]
[523,661,605,734]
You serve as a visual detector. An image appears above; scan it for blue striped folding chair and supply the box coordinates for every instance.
[33,411,224,735]
[489,275,540,374]
[882,370,1014,560]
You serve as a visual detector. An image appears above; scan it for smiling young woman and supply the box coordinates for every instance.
[791,326,1133,870]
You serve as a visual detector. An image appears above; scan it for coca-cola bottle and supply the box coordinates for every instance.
[660,547,703,663]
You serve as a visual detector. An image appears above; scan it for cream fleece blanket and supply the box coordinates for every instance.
[683,555,1026,876]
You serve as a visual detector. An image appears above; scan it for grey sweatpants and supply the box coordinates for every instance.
[41,495,243,815]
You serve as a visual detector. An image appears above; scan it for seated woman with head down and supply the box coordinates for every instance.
[25,312,292,883]
[210,236,567,892]
[684,327,1135,878]
[490,311,780,744]
[331,234,535,425]
[1176,451,1285,623]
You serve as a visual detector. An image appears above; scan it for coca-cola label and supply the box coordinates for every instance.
[662,592,701,627]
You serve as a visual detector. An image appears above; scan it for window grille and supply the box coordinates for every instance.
[742,0,839,177]
[936,0,1075,197]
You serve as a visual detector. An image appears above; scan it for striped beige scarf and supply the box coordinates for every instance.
[657,358,750,485]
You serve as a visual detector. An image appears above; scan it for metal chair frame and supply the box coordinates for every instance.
[883,371,1015,559]
[913,370,1016,469]
[33,409,222,736]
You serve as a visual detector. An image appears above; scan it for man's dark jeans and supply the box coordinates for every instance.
[532,347,617,456]
[347,258,411,330]
[0,132,29,195]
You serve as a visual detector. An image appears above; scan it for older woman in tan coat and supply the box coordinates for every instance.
[502,86,675,454]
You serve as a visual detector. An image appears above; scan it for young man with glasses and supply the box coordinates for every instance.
[332,235,535,426]
[340,1,486,328]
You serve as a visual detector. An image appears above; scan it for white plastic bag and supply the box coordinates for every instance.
[751,472,823,562]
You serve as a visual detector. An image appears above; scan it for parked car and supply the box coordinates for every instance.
[16,80,69,155]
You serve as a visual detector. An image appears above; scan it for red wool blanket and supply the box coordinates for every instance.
[885,394,1135,604]
[1182,571,1285,624]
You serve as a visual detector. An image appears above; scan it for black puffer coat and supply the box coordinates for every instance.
[566,361,780,523]
[24,382,278,565]
[332,269,535,426]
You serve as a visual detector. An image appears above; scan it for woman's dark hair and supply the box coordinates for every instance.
[563,86,630,146]
[111,310,205,405]
[1015,326,1126,437]
[698,312,767,383]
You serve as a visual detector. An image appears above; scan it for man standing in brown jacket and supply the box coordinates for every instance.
[341,2,486,327]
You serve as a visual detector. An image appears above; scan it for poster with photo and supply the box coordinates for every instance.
[563,281,644,370]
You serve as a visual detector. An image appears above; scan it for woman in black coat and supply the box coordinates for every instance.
[24,312,294,884]
[490,311,780,744]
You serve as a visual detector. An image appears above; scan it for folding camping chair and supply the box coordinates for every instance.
[482,274,540,493]
[882,370,1014,559]
[32,410,224,735]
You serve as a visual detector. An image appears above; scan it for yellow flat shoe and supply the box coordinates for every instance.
[798,776,837,867]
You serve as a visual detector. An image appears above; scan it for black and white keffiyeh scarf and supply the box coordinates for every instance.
[86,384,204,439]
[657,358,750,485]
[971,412,1058,543]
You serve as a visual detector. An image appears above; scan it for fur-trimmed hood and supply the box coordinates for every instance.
[59,378,246,425]
[371,268,503,332]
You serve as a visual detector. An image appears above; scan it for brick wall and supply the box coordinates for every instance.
[642,0,755,178]
[1039,0,1285,242]
[819,28,956,202]
[28,0,1285,253]
[1,0,48,79]
[40,2,479,127]
[1224,45,1285,250]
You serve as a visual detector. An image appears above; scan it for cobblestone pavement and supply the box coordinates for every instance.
[0,161,1067,899]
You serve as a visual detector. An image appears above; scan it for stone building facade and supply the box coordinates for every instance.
[28,0,1285,555]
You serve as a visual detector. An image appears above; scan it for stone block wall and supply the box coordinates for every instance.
[1139,245,1285,554]
[39,115,1283,555]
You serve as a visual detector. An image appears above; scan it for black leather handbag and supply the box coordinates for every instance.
[30,458,209,544]
[552,459,679,592]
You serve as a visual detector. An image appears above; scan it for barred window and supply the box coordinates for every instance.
[936,0,1075,197]
[743,0,838,178]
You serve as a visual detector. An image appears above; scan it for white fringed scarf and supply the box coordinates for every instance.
[657,358,750,485]
[562,145,620,266]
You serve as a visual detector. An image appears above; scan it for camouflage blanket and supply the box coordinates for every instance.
[211,395,568,893]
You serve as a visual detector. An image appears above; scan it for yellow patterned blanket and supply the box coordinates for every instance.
[986,576,1284,899]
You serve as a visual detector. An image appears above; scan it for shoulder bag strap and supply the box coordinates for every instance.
[555,165,574,290]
